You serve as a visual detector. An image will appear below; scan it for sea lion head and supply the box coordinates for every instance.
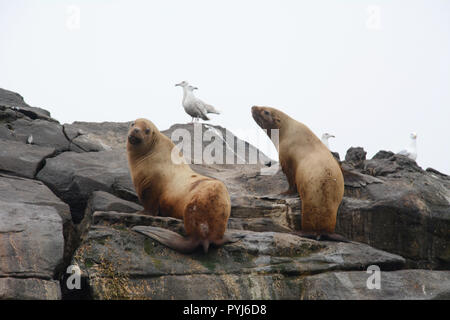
[251,106,282,130]
[127,118,158,150]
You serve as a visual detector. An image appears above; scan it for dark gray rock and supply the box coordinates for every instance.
[0,138,55,178]
[345,147,367,168]
[337,165,450,269]
[372,150,395,160]
[363,154,423,177]
[300,270,450,300]
[0,88,55,122]
[0,201,63,280]
[71,214,405,299]
[63,121,131,150]
[87,191,143,214]
[36,150,136,223]
[0,278,61,300]
[0,173,76,275]
[3,118,70,152]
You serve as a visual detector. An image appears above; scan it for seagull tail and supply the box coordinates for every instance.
[205,104,220,114]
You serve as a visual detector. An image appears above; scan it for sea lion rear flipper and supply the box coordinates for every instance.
[132,226,200,253]
[214,232,245,246]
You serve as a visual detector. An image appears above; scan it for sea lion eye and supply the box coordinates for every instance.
[145,128,150,134]
[264,110,270,116]
[131,122,135,127]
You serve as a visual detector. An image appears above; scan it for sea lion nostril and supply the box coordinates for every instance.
[134,128,140,134]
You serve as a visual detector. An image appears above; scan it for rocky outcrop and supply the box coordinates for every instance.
[0,173,70,299]
[337,150,450,269]
[70,212,406,300]
[300,270,450,300]
[0,87,449,300]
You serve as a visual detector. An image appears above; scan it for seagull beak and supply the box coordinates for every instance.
[193,87,198,90]
[175,83,181,87]
[330,135,335,138]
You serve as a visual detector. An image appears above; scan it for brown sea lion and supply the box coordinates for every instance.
[251,106,347,242]
[127,118,239,253]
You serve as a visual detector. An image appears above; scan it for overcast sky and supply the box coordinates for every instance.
[1,0,449,174]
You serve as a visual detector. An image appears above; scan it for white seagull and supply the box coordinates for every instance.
[398,132,418,160]
[321,133,335,149]
[175,81,220,122]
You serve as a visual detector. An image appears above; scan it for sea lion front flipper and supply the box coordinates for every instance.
[132,226,200,253]
[316,233,350,243]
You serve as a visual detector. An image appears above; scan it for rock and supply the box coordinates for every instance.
[337,163,450,269]
[36,150,136,223]
[300,270,450,299]
[0,139,55,178]
[363,154,423,177]
[2,87,449,300]
[331,151,340,161]
[0,201,64,279]
[87,191,143,214]
[0,278,61,300]
[0,88,56,122]
[63,122,131,150]
[345,147,367,164]
[372,150,395,160]
[162,123,272,165]
[64,122,273,165]
[77,192,144,242]
[426,167,450,179]
[2,118,70,152]
[0,173,71,223]
[70,213,405,299]
[0,173,77,273]
[0,201,63,299]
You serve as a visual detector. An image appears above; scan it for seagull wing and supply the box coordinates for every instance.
[193,99,210,120]
[204,103,220,114]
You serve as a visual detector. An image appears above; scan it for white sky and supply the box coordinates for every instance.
[1,0,449,174]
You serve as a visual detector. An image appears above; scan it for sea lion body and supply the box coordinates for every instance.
[252,106,344,237]
[126,118,232,252]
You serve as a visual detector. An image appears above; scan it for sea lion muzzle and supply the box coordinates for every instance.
[128,134,142,145]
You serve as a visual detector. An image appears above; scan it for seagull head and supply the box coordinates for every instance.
[187,85,198,91]
[322,133,335,140]
[175,81,189,87]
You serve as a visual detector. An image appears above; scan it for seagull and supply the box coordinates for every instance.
[398,132,417,160]
[175,81,220,122]
[321,133,335,149]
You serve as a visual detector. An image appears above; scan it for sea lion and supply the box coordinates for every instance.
[251,106,347,241]
[127,118,238,253]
